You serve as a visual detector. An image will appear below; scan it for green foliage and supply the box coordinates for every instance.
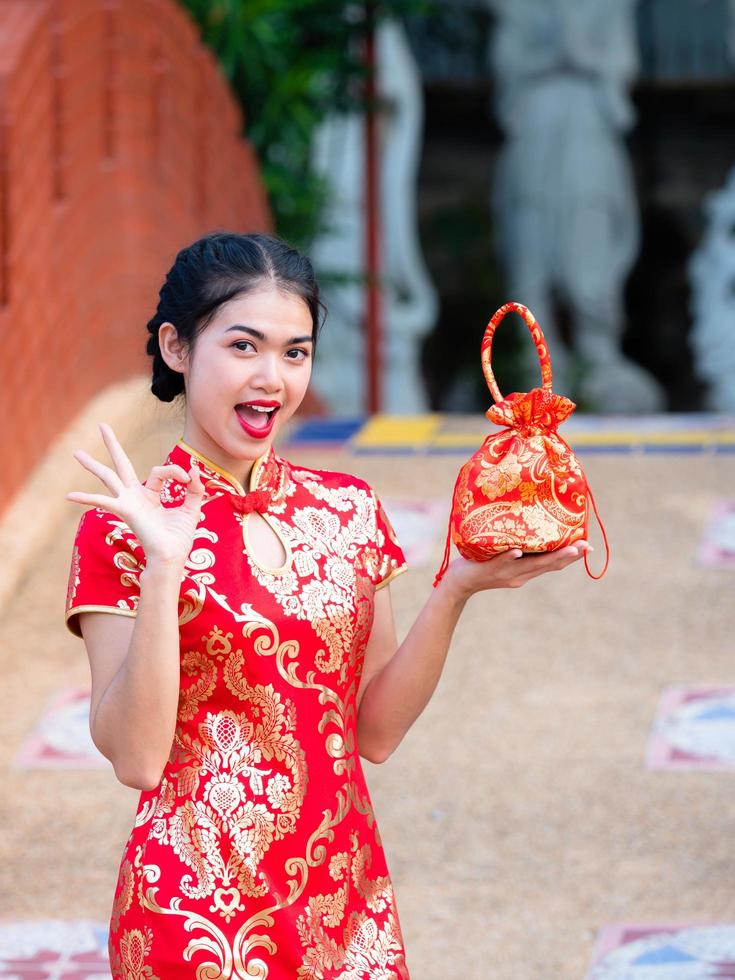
[181,0,430,248]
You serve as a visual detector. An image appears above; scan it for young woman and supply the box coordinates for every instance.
[64,232,590,978]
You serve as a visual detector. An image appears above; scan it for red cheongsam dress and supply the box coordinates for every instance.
[65,439,411,979]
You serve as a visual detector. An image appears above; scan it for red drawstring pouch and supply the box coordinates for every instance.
[433,302,609,587]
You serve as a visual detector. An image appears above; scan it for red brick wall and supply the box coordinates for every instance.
[0,0,273,513]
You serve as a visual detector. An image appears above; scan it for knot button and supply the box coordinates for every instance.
[230,488,272,515]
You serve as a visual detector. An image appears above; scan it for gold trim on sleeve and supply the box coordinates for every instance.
[65,604,137,638]
[374,562,408,591]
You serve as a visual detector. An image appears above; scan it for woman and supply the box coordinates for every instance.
[64,232,590,978]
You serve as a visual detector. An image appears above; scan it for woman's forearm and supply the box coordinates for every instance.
[92,559,183,788]
[356,579,470,762]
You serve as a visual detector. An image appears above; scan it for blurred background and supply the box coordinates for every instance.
[3,0,735,502]
[2,3,735,977]
[183,0,735,419]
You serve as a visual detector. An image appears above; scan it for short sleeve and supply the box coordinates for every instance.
[365,487,408,590]
[65,508,146,638]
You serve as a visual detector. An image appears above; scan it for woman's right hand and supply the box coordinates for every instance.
[439,540,593,602]
[66,422,205,567]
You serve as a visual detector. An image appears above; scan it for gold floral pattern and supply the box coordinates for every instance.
[296,832,408,979]
[243,478,396,684]
[64,512,143,636]
[67,440,410,978]
[149,627,308,920]
[109,927,160,980]
[475,452,523,500]
[110,859,134,935]
[66,545,80,608]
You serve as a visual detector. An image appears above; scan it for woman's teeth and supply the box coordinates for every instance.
[237,404,275,428]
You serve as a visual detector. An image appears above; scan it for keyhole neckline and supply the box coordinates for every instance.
[174,439,293,576]
[241,510,293,576]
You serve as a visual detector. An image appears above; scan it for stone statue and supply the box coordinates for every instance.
[308,18,437,415]
[687,0,735,412]
[487,0,666,412]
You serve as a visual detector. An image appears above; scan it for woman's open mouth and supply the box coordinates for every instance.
[235,401,280,439]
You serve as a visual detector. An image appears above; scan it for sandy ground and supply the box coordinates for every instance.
[2,402,734,979]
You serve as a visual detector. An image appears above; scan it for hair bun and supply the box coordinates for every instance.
[151,366,184,402]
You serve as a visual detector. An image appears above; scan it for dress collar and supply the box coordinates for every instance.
[168,438,288,503]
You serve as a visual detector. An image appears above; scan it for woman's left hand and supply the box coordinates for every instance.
[440,540,592,601]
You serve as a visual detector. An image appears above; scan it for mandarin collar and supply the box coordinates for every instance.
[170,439,288,503]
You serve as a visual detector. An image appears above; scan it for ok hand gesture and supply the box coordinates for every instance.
[66,423,205,568]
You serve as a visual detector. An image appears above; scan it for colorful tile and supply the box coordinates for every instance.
[285,416,365,447]
[0,919,109,977]
[587,923,735,978]
[338,412,735,455]
[382,497,448,569]
[352,414,443,452]
[697,500,735,569]
[13,687,110,770]
[646,686,735,771]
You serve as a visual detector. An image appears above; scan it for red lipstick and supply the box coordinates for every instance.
[235,401,280,440]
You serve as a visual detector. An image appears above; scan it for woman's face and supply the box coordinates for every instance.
[162,284,314,483]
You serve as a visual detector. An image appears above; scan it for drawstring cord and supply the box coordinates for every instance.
[433,467,466,588]
[583,484,610,580]
[555,431,611,579]
[433,517,453,588]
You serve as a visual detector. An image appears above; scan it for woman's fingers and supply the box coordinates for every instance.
[522,542,591,576]
[72,449,125,495]
[65,490,121,513]
[99,423,139,486]
[494,541,591,581]
[144,464,192,492]
[181,465,206,510]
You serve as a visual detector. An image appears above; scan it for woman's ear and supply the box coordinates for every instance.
[158,321,188,375]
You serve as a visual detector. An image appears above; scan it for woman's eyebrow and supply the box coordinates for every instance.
[225,324,313,344]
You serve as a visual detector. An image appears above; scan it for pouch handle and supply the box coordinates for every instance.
[482,302,554,404]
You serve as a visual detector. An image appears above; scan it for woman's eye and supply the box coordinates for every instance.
[233,341,255,352]
[287,348,309,360]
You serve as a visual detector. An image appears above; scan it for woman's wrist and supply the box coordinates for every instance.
[434,568,473,607]
[140,555,187,584]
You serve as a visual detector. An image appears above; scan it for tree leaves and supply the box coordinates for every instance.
[180,0,431,247]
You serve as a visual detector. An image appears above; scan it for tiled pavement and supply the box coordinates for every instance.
[587,923,735,977]
[0,920,109,977]
[4,413,734,979]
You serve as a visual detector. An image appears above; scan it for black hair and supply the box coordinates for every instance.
[146,231,326,402]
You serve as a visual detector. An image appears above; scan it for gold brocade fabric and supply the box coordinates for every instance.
[434,301,609,585]
[66,440,410,979]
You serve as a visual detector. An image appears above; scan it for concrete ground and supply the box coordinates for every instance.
[1,394,733,978]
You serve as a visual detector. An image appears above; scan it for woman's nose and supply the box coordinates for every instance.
[252,353,283,391]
